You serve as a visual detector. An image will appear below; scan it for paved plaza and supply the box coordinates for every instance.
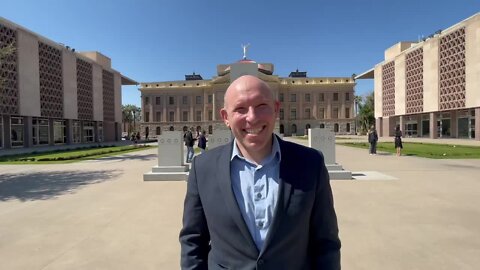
[0,137,480,269]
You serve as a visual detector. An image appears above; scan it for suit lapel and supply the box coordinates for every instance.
[217,142,258,254]
[259,138,293,256]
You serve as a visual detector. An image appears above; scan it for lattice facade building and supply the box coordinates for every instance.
[358,13,480,140]
[139,60,355,137]
[0,17,136,151]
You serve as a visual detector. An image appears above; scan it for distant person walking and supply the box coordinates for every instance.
[394,125,403,156]
[197,130,207,154]
[368,125,378,155]
[184,128,195,163]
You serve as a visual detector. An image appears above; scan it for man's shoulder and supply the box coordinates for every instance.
[279,138,323,158]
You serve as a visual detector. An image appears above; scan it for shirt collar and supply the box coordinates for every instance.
[231,135,281,166]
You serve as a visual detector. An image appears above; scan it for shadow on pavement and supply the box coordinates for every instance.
[0,170,120,202]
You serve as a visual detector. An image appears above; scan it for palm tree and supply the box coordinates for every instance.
[122,104,141,135]
[357,92,375,135]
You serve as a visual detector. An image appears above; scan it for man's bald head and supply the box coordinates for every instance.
[223,75,275,109]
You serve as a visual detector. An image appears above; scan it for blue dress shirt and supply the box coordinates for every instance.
[230,136,281,251]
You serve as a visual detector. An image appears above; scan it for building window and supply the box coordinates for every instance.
[345,107,350,118]
[279,93,284,102]
[208,94,213,104]
[208,125,213,134]
[290,108,297,120]
[346,123,351,133]
[182,96,188,105]
[279,109,284,120]
[333,93,339,101]
[169,126,174,131]
[304,108,311,119]
[291,124,297,134]
[144,96,149,105]
[334,123,339,132]
[196,111,202,121]
[32,118,49,146]
[196,96,202,104]
[345,93,350,101]
[305,93,311,102]
[319,108,325,119]
[73,121,81,143]
[169,111,175,122]
[290,94,296,102]
[319,93,324,102]
[156,126,161,135]
[182,111,189,121]
[169,96,175,105]
[10,117,24,148]
[156,111,162,122]
[83,121,95,143]
[332,108,339,119]
[208,110,213,121]
[144,112,150,122]
[156,96,161,105]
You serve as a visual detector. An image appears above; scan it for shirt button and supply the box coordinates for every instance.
[257,221,264,228]
[256,193,262,199]
[258,259,264,265]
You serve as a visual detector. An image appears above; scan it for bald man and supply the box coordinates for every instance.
[180,75,341,270]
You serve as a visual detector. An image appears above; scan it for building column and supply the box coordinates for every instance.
[66,119,73,145]
[24,116,33,148]
[376,117,382,137]
[190,96,194,122]
[49,118,55,146]
[162,96,167,122]
[429,112,438,139]
[450,111,457,138]
[94,121,100,143]
[212,92,216,121]
[475,108,480,141]
[3,115,12,149]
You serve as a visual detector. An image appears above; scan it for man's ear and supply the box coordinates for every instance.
[220,108,229,127]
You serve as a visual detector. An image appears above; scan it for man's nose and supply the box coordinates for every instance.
[246,107,258,122]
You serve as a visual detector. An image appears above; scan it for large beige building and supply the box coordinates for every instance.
[0,17,136,151]
[359,13,480,140]
[139,59,355,137]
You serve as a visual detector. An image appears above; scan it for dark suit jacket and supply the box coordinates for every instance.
[180,136,341,270]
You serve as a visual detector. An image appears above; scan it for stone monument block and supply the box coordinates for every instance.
[308,128,336,164]
[208,130,233,150]
[308,128,352,180]
[144,131,189,181]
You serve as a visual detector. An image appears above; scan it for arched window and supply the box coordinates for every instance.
[208,125,213,134]
[320,123,325,128]
[156,126,161,135]
[346,123,351,133]
[169,126,174,131]
[279,124,284,134]
[291,124,297,134]
[334,123,339,132]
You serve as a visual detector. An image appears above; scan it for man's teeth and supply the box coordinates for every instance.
[245,128,262,134]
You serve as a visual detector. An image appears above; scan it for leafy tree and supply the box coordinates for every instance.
[122,104,141,135]
[357,91,375,135]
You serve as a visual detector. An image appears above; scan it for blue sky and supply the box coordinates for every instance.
[2,0,479,107]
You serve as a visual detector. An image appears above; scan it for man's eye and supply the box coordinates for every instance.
[235,108,247,114]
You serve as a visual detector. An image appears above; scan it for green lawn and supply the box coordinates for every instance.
[337,142,480,159]
[0,144,155,164]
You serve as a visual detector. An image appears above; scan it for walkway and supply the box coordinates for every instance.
[0,138,479,269]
